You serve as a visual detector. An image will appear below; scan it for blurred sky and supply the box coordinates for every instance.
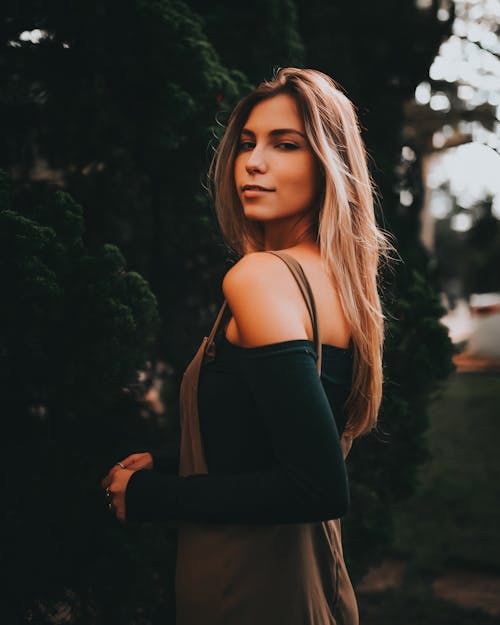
[416,0,500,232]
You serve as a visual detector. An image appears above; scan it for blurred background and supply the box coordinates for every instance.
[1,0,499,623]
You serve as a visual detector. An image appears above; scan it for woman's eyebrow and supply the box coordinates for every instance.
[240,127,306,139]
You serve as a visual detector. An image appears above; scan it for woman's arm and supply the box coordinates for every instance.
[125,347,349,524]
[148,440,180,474]
[124,253,350,524]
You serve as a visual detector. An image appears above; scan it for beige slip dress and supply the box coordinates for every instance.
[175,250,359,625]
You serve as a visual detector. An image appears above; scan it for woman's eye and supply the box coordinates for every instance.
[237,141,299,151]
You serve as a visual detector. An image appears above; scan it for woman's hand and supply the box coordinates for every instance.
[115,452,154,471]
[101,467,135,522]
[100,453,153,522]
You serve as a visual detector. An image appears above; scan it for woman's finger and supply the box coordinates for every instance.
[118,453,152,471]
[101,453,147,489]
[101,465,119,488]
[117,454,139,467]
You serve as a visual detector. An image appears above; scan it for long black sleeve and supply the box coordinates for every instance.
[125,346,350,525]
[149,440,180,474]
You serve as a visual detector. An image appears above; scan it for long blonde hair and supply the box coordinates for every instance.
[207,67,396,439]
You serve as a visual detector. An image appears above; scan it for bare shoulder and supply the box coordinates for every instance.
[222,252,307,348]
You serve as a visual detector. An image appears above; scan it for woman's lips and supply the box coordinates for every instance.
[242,188,275,198]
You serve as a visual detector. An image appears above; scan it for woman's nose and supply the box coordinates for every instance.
[245,146,268,173]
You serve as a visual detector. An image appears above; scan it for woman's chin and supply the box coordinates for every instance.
[243,207,278,221]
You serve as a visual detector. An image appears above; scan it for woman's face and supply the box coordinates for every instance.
[234,93,321,228]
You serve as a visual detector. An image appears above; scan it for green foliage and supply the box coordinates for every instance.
[187,0,305,85]
[0,171,166,623]
[1,0,249,374]
[0,181,160,414]
[431,194,500,299]
[345,255,456,581]
[463,203,500,294]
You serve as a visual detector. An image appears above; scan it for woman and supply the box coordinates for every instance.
[101,67,394,624]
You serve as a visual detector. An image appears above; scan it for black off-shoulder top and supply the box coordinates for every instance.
[124,328,353,525]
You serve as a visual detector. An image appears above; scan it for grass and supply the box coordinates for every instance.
[392,370,500,573]
[358,583,499,625]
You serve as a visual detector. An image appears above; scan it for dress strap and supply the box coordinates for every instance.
[202,252,322,371]
[266,251,322,375]
[203,252,322,373]
[204,299,229,363]
[267,252,354,460]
